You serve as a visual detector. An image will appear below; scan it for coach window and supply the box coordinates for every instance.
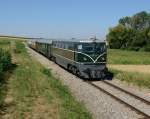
[78,44,82,49]
[63,44,65,49]
[68,43,73,50]
[57,43,59,48]
[65,44,67,49]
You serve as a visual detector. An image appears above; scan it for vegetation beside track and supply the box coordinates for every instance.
[110,68,150,89]
[108,49,150,64]
[0,39,92,119]
[0,40,12,107]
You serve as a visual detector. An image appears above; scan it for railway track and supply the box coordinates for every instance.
[86,80,150,119]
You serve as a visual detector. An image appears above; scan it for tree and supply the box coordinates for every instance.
[107,24,127,49]
[107,11,150,51]
[119,11,150,30]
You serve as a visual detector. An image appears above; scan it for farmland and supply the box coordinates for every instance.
[108,49,150,64]
[108,49,150,89]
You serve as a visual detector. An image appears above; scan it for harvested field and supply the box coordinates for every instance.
[108,65,150,74]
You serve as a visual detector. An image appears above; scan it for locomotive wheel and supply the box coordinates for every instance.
[52,57,57,64]
[68,65,72,72]
[72,67,77,75]
[76,70,81,77]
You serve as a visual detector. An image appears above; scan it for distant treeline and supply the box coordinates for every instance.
[0,35,39,40]
[107,11,150,51]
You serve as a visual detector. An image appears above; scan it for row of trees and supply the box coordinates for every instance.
[107,11,150,51]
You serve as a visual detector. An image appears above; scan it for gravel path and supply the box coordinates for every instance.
[27,47,144,119]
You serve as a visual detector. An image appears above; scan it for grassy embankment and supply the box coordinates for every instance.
[0,38,92,119]
[0,39,12,108]
[108,49,150,89]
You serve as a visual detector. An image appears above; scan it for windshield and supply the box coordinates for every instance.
[76,42,107,62]
[77,43,106,54]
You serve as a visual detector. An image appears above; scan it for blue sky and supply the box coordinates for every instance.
[0,0,150,39]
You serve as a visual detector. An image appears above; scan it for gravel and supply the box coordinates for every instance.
[108,79,150,101]
[27,47,144,119]
[92,81,150,117]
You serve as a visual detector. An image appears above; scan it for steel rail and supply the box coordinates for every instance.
[86,81,150,119]
[102,80,150,105]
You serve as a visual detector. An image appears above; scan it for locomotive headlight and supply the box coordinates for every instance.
[83,57,87,61]
[102,57,105,61]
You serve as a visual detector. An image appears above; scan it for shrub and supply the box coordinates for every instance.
[0,48,12,72]
[127,47,140,51]
[144,44,150,51]
[0,64,3,80]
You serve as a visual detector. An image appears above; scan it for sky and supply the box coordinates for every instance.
[0,0,150,39]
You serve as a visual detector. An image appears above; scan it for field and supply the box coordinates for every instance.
[108,49,150,89]
[0,38,92,119]
[108,49,150,64]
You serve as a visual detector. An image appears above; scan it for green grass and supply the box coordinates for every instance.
[108,49,150,64]
[0,39,10,50]
[3,41,92,118]
[0,40,12,107]
[110,68,150,89]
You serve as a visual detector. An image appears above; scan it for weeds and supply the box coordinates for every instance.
[110,68,150,89]
[0,42,12,110]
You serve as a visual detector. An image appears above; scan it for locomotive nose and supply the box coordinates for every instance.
[83,66,106,79]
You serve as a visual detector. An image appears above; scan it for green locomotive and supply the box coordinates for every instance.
[29,39,107,79]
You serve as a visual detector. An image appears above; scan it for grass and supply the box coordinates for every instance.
[0,39,92,119]
[0,40,12,108]
[110,68,150,89]
[108,49,150,64]
[0,39,10,50]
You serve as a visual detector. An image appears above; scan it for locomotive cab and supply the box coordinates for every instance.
[75,41,107,79]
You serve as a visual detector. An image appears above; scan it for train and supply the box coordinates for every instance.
[28,39,108,79]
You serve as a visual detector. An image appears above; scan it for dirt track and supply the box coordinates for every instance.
[108,65,150,74]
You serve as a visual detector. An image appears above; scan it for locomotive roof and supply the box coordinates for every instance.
[29,39,53,44]
[52,39,105,43]
[29,38,105,44]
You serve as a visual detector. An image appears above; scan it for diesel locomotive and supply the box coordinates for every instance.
[28,39,107,79]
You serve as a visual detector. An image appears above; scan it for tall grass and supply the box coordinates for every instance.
[110,68,150,89]
[108,49,150,64]
[0,41,12,109]
[0,39,10,50]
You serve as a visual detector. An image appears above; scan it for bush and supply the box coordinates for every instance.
[0,64,3,80]
[144,45,150,51]
[127,47,140,51]
[0,48,12,72]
